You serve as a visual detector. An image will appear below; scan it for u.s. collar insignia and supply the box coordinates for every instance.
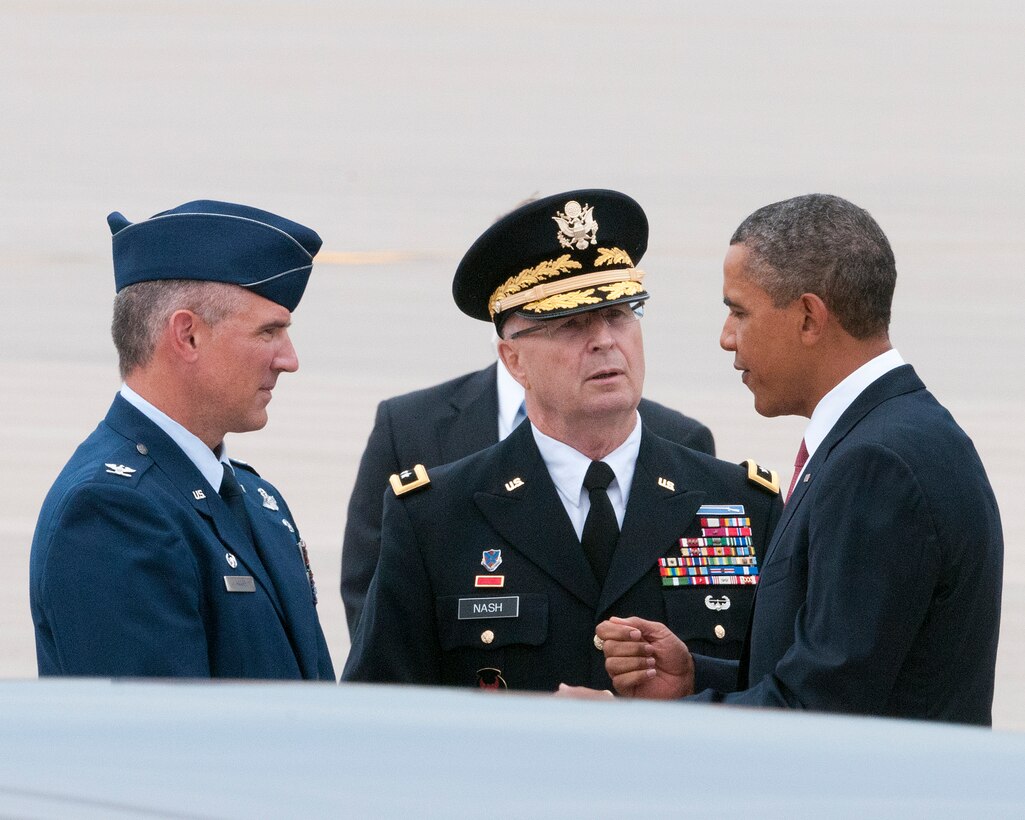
[504,477,524,492]
[553,200,598,250]
[104,463,136,477]
[481,549,502,572]
[257,487,279,510]
[657,477,675,492]
[705,595,731,611]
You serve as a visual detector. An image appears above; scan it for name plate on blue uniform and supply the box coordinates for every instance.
[224,575,255,593]
[457,596,520,619]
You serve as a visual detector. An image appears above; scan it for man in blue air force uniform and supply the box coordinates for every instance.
[343,190,782,692]
[30,200,334,679]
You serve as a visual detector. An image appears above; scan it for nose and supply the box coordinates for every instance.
[275,330,300,373]
[587,314,616,350]
[719,317,736,352]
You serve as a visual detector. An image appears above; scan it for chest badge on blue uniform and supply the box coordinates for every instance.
[257,487,279,510]
[225,552,238,568]
[104,463,136,477]
[481,549,502,572]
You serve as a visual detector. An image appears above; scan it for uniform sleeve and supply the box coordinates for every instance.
[341,400,401,638]
[36,484,210,677]
[341,489,441,684]
[720,443,940,712]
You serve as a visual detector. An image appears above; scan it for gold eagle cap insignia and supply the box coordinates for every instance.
[552,200,598,250]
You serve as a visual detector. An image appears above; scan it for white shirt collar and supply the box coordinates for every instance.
[119,383,229,491]
[530,413,641,535]
[496,359,526,441]
[804,348,905,458]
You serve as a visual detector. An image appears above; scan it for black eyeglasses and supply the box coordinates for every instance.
[508,302,646,342]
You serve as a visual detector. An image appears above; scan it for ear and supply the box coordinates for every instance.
[797,293,830,346]
[167,309,202,363]
[497,337,529,390]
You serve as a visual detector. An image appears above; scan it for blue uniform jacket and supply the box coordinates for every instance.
[341,363,717,635]
[691,365,1003,725]
[343,422,781,691]
[30,395,335,680]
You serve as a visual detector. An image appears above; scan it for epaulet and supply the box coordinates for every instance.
[93,442,152,485]
[741,459,780,495]
[389,464,431,497]
[229,458,260,477]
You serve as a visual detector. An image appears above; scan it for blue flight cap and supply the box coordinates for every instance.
[107,200,322,312]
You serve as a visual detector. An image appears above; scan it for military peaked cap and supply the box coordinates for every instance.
[453,189,649,331]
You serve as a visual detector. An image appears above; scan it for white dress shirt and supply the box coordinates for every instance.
[531,414,642,540]
[797,348,905,482]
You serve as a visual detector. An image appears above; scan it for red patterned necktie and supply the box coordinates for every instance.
[785,439,809,503]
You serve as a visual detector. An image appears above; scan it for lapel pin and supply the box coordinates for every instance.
[657,477,675,491]
[225,552,238,568]
[803,474,811,483]
[281,519,295,533]
[104,463,136,477]
[192,489,206,500]
[257,487,279,510]
[504,477,525,492]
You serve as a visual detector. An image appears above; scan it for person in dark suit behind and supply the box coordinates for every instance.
[341,359,715,636]
[343,189,782,692]
[595,194,1003,725]
[30,200,334,680]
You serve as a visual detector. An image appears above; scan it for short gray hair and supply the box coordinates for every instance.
[731,194,896,339]
[111,280,246,378]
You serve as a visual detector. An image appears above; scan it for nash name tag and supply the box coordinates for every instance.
[224,575,256,593]
[457,596,520,620]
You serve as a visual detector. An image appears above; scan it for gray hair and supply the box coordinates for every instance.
[111,280,246,378]
[730,194,896,339]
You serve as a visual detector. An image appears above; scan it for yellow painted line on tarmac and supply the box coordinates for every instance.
[315,250,430,266]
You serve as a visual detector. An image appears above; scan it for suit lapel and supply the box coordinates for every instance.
[762,364,926,566]
[242,482,317,676]
[598,431,705,613]
[440,364,499,461]
[104,397,285,621]
[472,423,600,607]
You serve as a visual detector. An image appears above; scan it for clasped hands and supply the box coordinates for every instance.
[555,616,695,701]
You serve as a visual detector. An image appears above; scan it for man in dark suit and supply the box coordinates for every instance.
[341,360,716,636]
[343,189,782,691]
[597,194,1003,725]
[30,200,334,680]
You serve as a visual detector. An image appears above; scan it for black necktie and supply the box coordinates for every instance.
[220,463,255,544]
[581,461,619,583]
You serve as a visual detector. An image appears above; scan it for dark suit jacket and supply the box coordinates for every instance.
[343,422,781,691]
[691,365,1002,725]
[30,395,335,679]
[341,363,716,635]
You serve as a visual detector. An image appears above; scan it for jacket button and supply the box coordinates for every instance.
[481,630,495,645]
[714,624,726,640]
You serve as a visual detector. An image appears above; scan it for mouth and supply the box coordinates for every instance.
[587,368,624,383]
[734,364,750,385]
